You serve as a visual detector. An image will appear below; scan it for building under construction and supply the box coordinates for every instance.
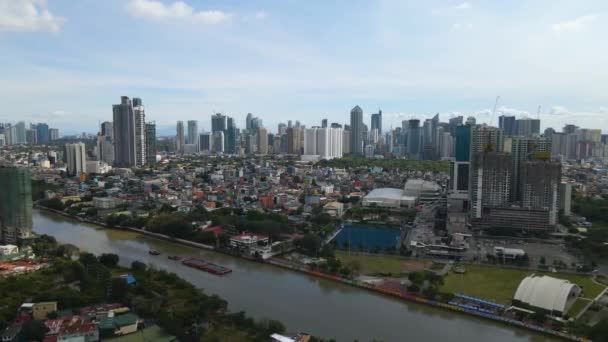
[0,166,33,244]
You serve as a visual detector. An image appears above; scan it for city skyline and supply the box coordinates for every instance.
[1,0,608,133]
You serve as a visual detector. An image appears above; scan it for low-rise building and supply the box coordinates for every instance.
[230,233,269,249]
[93,197,124,209]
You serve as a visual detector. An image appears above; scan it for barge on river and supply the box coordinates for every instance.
[182,257,232,275]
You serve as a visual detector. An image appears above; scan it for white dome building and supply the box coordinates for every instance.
[513,275,581,316]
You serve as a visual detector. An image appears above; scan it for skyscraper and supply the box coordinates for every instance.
[113,96,137,167]
[65,142,87,176]
[133,99,146,166]
[521,159,561,225]
[0,167,33,244]
[407,119,421,157]
[49,128,59,141]
[510,137,551,202]
[246,113,253,130]
[14,122,26,145]
[176,121,185,153]
[350,106,364,156]
[225,117,238,154]
[145,122,157,164]
[187,120,199,150]
[498,115,516,136]
[212,131,224,153]
[470,152,511,219]
[26,129,37,145]
[101,122,113,139]
[371,110,382,135]
[450,125,471,193]
[199,132,212,152]
[36,123,49,144]
[321,119,328,128]
[257,127,268,154]
[211,113,227,132]
[515,118,541,137]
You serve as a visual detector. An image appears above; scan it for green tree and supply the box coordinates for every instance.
[98,253,119,268]
[21,320,49,341]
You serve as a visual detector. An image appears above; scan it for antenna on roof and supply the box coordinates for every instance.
[490,96,500,126]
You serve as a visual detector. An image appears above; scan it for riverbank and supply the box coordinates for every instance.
[34,206,588,341]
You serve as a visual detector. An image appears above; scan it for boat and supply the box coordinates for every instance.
[182,257,232,275]
[148,250,161,256]
[168,255,182,261]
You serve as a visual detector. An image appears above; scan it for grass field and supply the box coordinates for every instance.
[567,298,590,318]
[335,251,428,276]
[441,265,606,305]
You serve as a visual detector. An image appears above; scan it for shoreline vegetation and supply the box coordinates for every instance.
[34,206,604,341]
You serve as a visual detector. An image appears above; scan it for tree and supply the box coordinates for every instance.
[131,261,147,272]
[109,278,128,303]
[539,256,546,265]
[98,253,119,268]
[21,320,49,341]
[79,252,97,266]
[295,234,322,256]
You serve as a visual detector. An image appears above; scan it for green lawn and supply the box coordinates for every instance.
[441,265,606,305]
[335,251,428,276]
[567,298,590,318]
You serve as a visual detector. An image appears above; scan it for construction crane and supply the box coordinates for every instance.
[490,96,500,126]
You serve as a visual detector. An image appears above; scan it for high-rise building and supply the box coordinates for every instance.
[371,110,382,135]
[515,118,540,137]
[0,167,33,244]
[448,116,463,135]
[212,131,224,153]
[450,125,471,193]
[287,127,303,154]
[14,122,26,145]
[113,96,137,167]
[26,129,37,145]
[257,127,268,154]
[407,119,421,157]
[211,113,227,132]
[303,127,343,159]
[97,135,114,165]
[498,115,516,136]
[49,128,59,141]
[350,106,364,156]
[470,125,504,156]
[342,130,351,155]
[36,123,49,144]
[133,99,146,166]
[246,113,253,130]
[470,152,511,219]
[225,117,238,154]
[278,123,287,135]
[0,134,5,147]
[145,122,157,164]
[65,142,87,177]
[101,122,113,139]
[187,120,199,150]
[304,128,318,155]
[510,137,551,202]
[321,119,328,128]
[176,121,185,153]
[199,132,212,152]
[563,124,578,135]
[465,116,476,126]
[521,159,561,225]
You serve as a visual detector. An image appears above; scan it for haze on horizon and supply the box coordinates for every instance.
[1,0,607,134]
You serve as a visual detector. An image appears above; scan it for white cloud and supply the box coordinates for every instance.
[549,105,569,115]
[451,23,473,31]
[0,0,64,33]
[432,2,472,16]
[126,0,231,25]
[254,11,267,20]
[552,15,596,33]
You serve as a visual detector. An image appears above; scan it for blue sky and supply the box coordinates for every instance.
[1,0,607,134]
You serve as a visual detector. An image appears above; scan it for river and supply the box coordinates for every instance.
[33,210,558,342]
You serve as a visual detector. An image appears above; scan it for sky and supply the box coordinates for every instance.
[1,0,607,135]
